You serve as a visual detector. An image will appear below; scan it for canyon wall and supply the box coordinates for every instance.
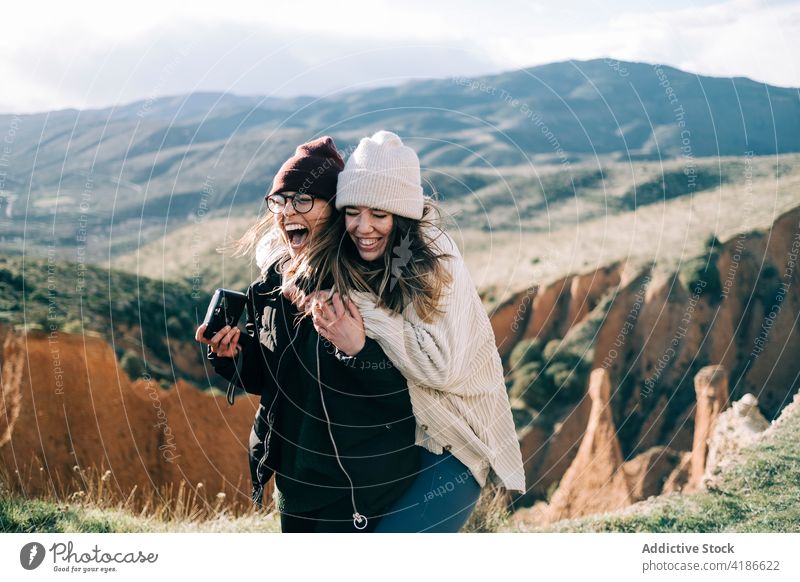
[0,324,261,510]
[496,206,800,506]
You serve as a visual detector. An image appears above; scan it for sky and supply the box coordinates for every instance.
[1,0,798,114]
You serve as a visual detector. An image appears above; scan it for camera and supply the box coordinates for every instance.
[202,288,247,340]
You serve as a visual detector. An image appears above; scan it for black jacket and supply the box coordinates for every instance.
[207,264,419,519]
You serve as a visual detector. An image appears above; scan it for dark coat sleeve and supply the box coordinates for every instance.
[207,282,281,402]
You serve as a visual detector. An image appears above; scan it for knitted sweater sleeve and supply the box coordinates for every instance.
[348,235,476,393]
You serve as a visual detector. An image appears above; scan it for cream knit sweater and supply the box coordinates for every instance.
[349,231,526,493]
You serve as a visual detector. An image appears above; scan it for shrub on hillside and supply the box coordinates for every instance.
[509,339,589,411]
[679,253,722,302]
[120,351,146,380]
[508,337,544,371]
[704,232,722,251]
[619,168,724,209]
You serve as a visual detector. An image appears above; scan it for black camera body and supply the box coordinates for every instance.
[202,288,247,339]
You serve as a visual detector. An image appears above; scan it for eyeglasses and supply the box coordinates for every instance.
[266,192,315,214]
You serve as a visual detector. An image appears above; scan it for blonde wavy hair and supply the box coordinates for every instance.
[221,210,291,278]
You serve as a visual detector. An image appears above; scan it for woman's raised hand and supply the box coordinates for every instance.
[195,324,242,358]
[297,289,329,312]
[311,292,366,356]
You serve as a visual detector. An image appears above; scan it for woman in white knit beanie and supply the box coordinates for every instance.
[288,130,525,532]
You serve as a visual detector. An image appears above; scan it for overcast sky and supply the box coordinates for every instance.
[2,0,798,114]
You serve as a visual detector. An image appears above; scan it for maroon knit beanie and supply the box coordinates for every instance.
[266,136,345,201]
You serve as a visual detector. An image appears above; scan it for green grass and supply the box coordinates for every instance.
[3,402,796,533]
[508,399,800,533]
[0,464,281,533]
[0,495,281,533]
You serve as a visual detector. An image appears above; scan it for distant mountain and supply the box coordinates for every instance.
[1,59,798,259]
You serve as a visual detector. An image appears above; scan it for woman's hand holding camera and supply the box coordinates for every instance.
[195,324,242,358]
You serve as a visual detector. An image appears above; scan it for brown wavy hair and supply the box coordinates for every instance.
[219,210,292,278]
[283,198,454,324]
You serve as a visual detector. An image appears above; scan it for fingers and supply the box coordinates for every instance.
[209,325,231,347]
[207,325,241,357]
[314,297,337,324]
[307,290,331,306]
[195,324,207,343]
[302,291,319,311]
[311,305,328,328]
[331,293,345,318]
[220,329,241,357]
[345,297,363,324]
[223,326,240,345]
[312,311,332,336]
[312,299,327,325]
[307,292,321,312]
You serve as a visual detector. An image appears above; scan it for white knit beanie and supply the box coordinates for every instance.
[335,130,424,219]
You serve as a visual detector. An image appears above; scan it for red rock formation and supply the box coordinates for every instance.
[520,397,592,500]
[502,207,800,519]
[662,452,691,494]
[0,327,260,510]
[714,210,800,419]
[660,403,695,453]
[565,264,622,329]
[490,264,623,361]
[687,365,729,490]
[490,286,538,360]
[621,446,682,500]
[540,369,633,522]
[515,421,548,503]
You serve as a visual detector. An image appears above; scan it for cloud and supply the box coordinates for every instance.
[0,0,797,113]
[0,19,499,113]
[483,0,800,88]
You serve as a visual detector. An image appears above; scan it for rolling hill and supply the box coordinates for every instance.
[2,58,798,273]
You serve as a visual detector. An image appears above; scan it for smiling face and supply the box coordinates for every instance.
[344,206,394,262]
[275,192,333,258]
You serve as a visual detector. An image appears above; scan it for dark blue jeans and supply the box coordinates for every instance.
[373,446,481,532]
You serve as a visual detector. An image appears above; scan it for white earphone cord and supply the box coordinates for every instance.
[253,299,366,530]
[316,333,367,530]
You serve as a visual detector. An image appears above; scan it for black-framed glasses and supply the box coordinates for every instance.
[266,192,315,214]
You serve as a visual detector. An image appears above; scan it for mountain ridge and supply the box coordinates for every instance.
[3,58,798,276]
[3,58,795,119]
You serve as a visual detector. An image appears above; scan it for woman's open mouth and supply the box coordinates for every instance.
[356,237,382,252]
[285,223,310,249]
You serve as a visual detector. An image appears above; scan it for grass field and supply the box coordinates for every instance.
[0,497,281,533]
[3,396,795,533]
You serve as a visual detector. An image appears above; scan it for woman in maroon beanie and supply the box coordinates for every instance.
[195,136,419,532]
